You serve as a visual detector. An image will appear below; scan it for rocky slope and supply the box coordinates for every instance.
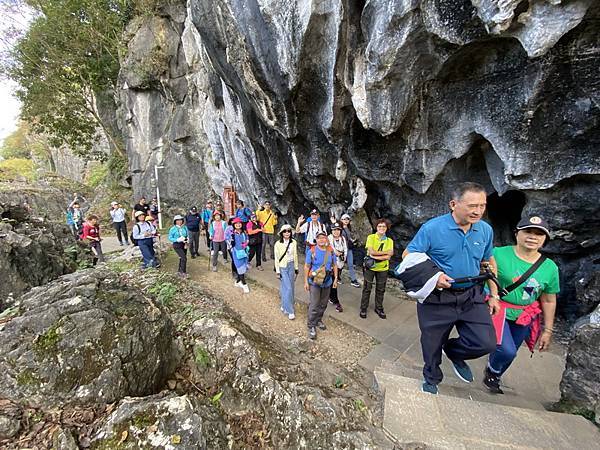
[0,266,393,449]
[118,0,599,316]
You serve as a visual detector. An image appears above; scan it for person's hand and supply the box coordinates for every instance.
[177,237,185,242]
[298,214,305,224]
[304,281,309,292]
[144,232,151,237]
[487,297,501,315]
[538,330,552,352]
[330,216,336,223]
[333,279,338,289]
[435,274,453,289]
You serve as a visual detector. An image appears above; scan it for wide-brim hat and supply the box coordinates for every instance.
[111,201,118,206]
[516,216,550,238]
[279,224,293,235]
[173,215,184,223]
[134,210,145,218]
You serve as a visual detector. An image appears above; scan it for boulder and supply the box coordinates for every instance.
[560,303,600,422]
[188,317,391,449]
[0,269,179,408]
[90,394,224,450]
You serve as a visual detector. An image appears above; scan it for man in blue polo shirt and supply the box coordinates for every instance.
[403,182,500,395]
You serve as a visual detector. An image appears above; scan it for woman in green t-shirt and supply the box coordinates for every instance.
[484,216,559,394]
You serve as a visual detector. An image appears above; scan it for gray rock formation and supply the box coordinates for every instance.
[91,394,219,449]
[186,316,391,449]
[560,302,600,423]
[118,0,600,315]
[0,269,179,407]
[0,188,87,302]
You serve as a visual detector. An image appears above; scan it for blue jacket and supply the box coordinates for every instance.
[201,208,214,223]
[66,210,74,225]
[235,207,253,223]
[168,225,189,243]
[185,213,201,232]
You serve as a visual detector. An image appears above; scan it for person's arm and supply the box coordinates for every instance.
[538,293,557,351]
[332,255,339,288]
[296,216,306,233]
[274,243,281,275]
[304,248,311,291]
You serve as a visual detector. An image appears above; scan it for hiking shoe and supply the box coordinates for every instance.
[359,309,367,319]
[211,266,217,272]
[421,381,438,395]
[374,309,387,319]
[350,280,361,288]
[335,303,344,313]
[191,255,196,259]
[235,280,243,287]
[256,266,264,271]
[119,242,124,246]
[443,350,474,383]
[317,321,327,330]
[483,367,504,394]
[308,327,317,340]
[242,284,250,294]
[288,313,295,320]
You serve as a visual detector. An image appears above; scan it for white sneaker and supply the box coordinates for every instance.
[242,284,250,294]
[211,250,215,255]
[288,313,295,320]
[235,281,243,288]
[218,251,223,256]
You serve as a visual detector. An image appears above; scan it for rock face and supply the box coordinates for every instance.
[91,394,218,449]
[560,303,600,423]
[118,1,600,315]
[0,269,179,407]
[0,188,85,302]
[186,317,389,449]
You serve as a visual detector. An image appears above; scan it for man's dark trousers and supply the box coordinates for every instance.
[188,230,200,256]
[417,286,496,385]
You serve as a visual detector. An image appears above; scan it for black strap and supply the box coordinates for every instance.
[503,255,548,295]
[278,240,292,264]
[265,213,273,225]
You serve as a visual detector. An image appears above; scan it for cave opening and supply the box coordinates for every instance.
[486,190,527,246]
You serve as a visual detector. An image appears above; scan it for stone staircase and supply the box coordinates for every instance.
[374,358,600,449]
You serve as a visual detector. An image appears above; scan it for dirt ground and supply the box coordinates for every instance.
[163,252,377,373]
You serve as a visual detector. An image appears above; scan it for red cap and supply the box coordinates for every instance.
[232,217,243,224]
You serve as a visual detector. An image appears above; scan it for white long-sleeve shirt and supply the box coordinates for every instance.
[132,221,156,240]
[110,208,126,223]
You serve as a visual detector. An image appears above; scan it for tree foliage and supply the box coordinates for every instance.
[1,0,137,158]
[0,120,56,170]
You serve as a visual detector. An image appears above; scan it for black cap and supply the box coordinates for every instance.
[310,209,319,215]
[516,216,550,238]
[191,206,197,212]
[331,222,342,230]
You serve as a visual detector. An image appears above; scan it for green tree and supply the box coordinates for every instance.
[1,121,56,170]
[1,0,134,159]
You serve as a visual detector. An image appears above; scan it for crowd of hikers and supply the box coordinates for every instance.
[65,181,559,396]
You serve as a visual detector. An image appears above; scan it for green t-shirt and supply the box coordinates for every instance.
[494,246,560,321]
[365,233,394,272]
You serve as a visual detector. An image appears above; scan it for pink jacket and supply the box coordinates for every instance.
[491,300,542,353]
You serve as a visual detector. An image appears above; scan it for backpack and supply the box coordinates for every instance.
[130,223,141,246]
[308,246,333,286]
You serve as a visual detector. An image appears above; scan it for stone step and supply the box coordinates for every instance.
[376,355,554,411]
[374,372,600,450]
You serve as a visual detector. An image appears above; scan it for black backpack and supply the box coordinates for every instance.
[130,224,141,246]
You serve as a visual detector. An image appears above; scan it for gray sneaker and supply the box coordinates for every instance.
[308,327,317,340]
[317,321,327,330]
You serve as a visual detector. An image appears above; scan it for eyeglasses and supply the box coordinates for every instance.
[282,230,292,233]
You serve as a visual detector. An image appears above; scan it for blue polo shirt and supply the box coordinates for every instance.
[406,213,493,281]
[305,246,337,288]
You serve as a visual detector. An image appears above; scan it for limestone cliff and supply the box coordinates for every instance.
[118,0,600,316]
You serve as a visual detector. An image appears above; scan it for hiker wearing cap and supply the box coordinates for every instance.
[275,224,299,320]
[209,210,228,271]
[403,182,500,395]
[304,230,338,340]
[70,202,84,239]
[483,216,559,394]
[340,213,361,288]
[168,215,189,277]
[110,201,129,246]
[132,196,150,221]
[230,217,250,293]
[328,223,348,312]
[201,200,214,251]
[81,214,104,265]
[296,209,327,248]
[186,206,202,258]
[133,210,158,269]
[360,218,394,320]
[256,201,278,261]
[246,213,264,270]
[149,198,159,226]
